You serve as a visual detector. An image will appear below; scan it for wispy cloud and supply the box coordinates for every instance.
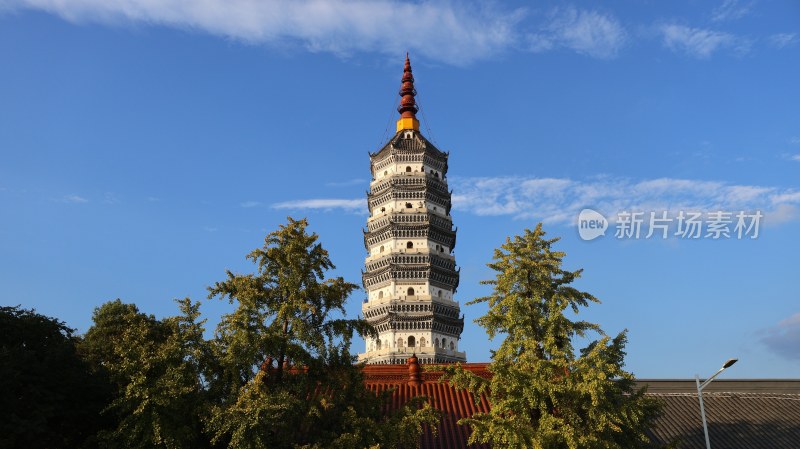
[272,176,800,226]
[791,137,800,145]
[325,178,367,187]
[768,33,798,48]
[2,1,637,64]
[4,0,523,66]
[759,313,800,361]
[527,7,627,59]
[449,175,800,224]
[61,194,89,204]
[103,192,120,204]
[711,0,754,22]
[790,154,800,162]
[240,201,262,208]
[272,198,364,212]
[659,24,745,58]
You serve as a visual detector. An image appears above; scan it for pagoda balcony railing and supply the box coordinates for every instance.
[365,247,455,263]
[362,294,459,308]
[358,346,466,359]
[368,208,451,225]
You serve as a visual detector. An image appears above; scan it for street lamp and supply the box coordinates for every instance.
[696,358,738,449]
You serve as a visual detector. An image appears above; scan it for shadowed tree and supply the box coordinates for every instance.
[0,306,110,449]
[440,224,664,449]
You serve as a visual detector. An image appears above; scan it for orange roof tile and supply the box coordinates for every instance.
[363,360,491,449]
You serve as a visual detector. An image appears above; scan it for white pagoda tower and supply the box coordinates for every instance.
[359,56,465,365]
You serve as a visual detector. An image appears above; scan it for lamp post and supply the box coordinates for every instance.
[696,358,738,449]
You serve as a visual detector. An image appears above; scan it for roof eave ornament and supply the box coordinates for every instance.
[396,53,420,132]
[407,353,422,387]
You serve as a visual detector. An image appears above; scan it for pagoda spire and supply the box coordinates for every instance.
[396,53,420,132]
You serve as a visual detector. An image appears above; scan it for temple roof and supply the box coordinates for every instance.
[363,360,490,449]
[362,362,800,449]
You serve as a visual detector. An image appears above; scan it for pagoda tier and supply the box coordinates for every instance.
[364,303,464,337]
[361,263,461,291]
[359,56,466,365]
[367,188,452,216]
[369,174,450,197]
[369,132,449,177]
[366,211,454,233]
[363,222,457,252]
[364,253,456,273]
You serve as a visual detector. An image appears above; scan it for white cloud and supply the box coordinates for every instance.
[659,24,742,58]
[767,204,799,225]
[5,0,524,66]
[61,194,89,203]
[448,175,800,225]
[768,33,798,48]
[760,312,800,361]
[791,137,800,145]
[790,154,800,162]
[240,201,262,208]
[527,7,627,59]
[272,198,364,212]
[711,0,753,22]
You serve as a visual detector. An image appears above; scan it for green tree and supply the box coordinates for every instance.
[0,306,110,449]
[205,217,438,448]
[80,298,210,449]
[440,224,662,449]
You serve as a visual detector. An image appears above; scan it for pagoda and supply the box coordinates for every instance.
[359,55,465,364]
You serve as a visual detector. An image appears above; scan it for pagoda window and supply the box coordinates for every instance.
[437,290,442,298]
[441,338,447,348]
[407,287,415,296]
[379,245,384,253]
[450,341,455,350]
[406,241,413,249]
[408,336,415,347]
[376,339,382,350]
[406,166,412,172]
[397,338,403,348]
[378,291,383,299]
[420,337,427,347]
[384,171,388,176]
[435,172,439,178]
[380,207,385,213]
[406,202,412,208]
[435,338,440,348]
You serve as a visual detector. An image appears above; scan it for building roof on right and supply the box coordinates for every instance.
[636,379,800,449]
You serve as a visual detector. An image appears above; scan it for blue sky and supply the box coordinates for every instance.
[1,0,798,378]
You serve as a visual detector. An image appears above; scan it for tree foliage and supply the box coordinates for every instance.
[5,217,439,448]
[204,217,437,448]
[440,224,663,449]
[80,298,210,449]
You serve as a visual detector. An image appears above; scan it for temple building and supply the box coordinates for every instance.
[358,56,465,365]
